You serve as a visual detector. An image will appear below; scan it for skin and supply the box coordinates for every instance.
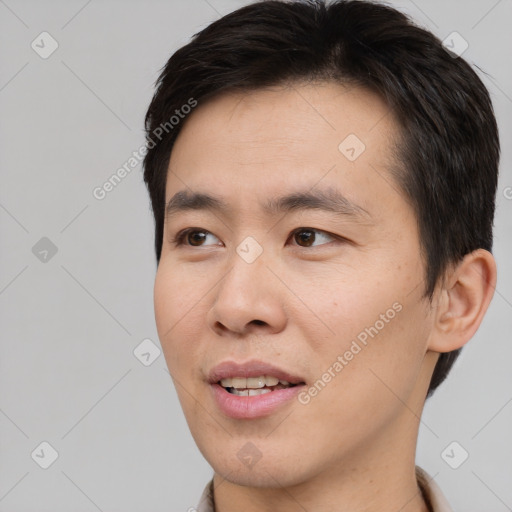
[153,81,496,512]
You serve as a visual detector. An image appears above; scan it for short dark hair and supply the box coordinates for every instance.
[143,0,500,397]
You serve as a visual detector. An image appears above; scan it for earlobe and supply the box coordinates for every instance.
[428,249,497,353]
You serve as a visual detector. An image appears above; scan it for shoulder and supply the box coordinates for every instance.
[195,479,215,512]
[416,466,455,512]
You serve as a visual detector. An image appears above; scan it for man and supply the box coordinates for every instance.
[142,1,499,510]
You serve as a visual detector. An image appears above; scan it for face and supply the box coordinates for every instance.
[154,82,437,488]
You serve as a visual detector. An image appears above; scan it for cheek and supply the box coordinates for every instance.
[287,260,428,388]
[315,295,429,412]
[283,262,396,348]
[154,260,208,329]
[154,262,205,373]
[154,264,178,341]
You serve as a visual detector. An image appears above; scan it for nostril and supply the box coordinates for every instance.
[252,319,266,326]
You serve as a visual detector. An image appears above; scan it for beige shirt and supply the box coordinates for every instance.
[196,466,453,512]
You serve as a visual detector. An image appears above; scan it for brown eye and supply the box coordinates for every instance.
[187,230,208,246]
[294,229,316,247]
[291,228,336,248]
[172,229,221,248]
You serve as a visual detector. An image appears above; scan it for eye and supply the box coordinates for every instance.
[171,227,339,249]
[172,228,221,247]
[289,228,336,247]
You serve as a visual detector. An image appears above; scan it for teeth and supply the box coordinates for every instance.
[231,377,248,388]
[220,375,286,389]
[229,388,273,397]
[247,377,266,388]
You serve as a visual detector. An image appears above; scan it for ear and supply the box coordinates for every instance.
[428,249,497,353]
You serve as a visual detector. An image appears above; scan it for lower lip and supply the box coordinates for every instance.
[210,383,305,419]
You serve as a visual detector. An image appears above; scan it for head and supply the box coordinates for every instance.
[143,0,498,488]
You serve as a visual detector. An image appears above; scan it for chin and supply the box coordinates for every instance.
[215,462,306,488]
[202,442,315,489]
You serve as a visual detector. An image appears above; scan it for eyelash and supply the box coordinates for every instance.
[170,227,342,249]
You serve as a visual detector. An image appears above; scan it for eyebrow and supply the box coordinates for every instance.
[165,187,373,222]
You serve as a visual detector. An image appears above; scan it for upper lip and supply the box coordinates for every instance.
[208,360,305,385]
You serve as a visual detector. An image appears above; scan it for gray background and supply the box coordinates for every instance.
[0,0,510,510]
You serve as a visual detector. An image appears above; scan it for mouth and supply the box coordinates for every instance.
[218,375,301,396]
[208,360,306,419]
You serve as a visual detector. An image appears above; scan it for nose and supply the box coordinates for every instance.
[206,251,287,337]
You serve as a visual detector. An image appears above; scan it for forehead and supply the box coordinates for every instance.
[172,81,395,156]
[166,81,403,219]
